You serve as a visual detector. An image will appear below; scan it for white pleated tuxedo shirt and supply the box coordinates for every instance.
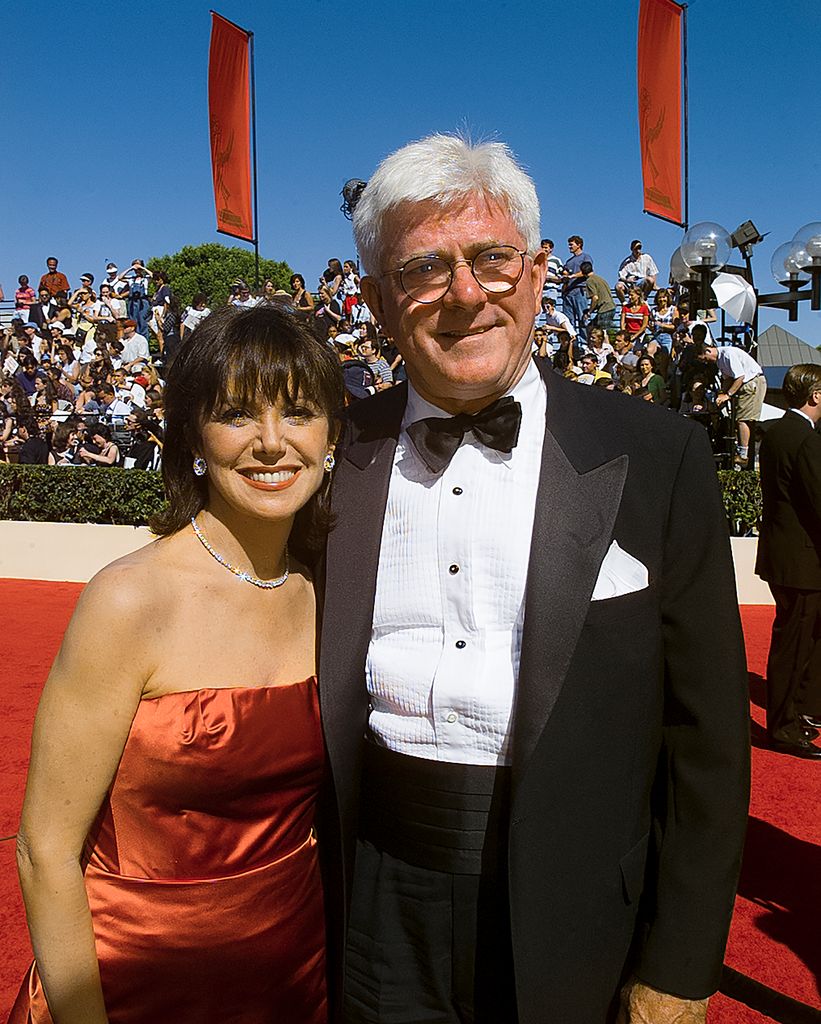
[365,359,547,765]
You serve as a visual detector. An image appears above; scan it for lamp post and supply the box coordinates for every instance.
[672,220,821,327]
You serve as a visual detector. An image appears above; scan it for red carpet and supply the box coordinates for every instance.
[1,584,819,1022]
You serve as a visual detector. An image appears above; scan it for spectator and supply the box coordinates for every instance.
[120,320,150,368]
[15,356,42,398]
[696,340,767,465]
[620,286,651,347]
[47,365,75,405]
[560,234,592,331]
[15,276,37,318]
[587,326,615,369]
[28,286,58,331]
[538,296,578,358]
[340,259,361,316]
[181,293,211,340]
[232,282,257,309]
[356,335,393,387]
[289,274,315,314]
[540,238,564,303]
[320,257,344,299]
[350,296,375,326]
[156,294,182,363]
[31,375,59,420]
[581,261,616,336]
[38,257,71,297]
[0,392,14,455]
[48,421,81,465]
[16,417,49,464]
[119,260,153,337]
[313,284,343,342]
[650,287,679,349]
[628,353,667,404]
[78,421,121,465]
[577,351,613,385]
[616,239,658,302]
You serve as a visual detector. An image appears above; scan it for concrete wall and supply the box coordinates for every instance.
[0,521,775,604]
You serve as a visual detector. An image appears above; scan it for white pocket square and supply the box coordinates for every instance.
[591,541,649,601]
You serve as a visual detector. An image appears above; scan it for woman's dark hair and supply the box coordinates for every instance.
[91,422,112,441]
[154,271,168,285]
[359,322,378,343]
[290,274,305,289]
[18,275,29,286]
[327,258,343,277]
[150,304,344,563]
[52,421,76,453]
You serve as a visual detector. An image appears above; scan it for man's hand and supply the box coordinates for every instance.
[616,978,708,1024]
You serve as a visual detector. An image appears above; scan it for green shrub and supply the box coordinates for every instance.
[0,464,764,536]
[717,470,762,537]
[0,465,166,526]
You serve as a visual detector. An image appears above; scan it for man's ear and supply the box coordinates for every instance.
[360,276,385,328]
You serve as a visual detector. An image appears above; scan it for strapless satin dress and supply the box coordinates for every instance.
[10,679,327,1024]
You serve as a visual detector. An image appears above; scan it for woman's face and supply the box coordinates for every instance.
[101,285,110,298]
[319,286,330,303]
[639,358,653,375]
[93,433,107,447]
[34,377,46,393]
[19,276,29,287]
[629,289,642,306]
[264,280,275,295]
[197,395,333,526]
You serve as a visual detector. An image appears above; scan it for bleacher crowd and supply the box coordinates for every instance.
[0,239,766,470]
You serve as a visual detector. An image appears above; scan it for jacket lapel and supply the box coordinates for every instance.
[512,366,629,782]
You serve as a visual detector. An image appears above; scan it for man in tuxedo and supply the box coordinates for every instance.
[318,134,750,1023]
[755,364,821,759]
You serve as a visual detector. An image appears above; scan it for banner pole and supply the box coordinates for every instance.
[681,3,689,232]
[249,30,260,287]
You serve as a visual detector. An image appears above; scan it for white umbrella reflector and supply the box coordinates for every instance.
[711,272,757,324]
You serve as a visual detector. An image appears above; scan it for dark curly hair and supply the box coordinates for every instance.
[150,304,344,565]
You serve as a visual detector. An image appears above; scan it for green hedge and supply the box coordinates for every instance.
[0,464,763,537]
[0,464,166,526]
[716,470,762,536]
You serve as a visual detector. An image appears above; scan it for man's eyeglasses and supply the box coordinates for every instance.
[381,245,529,304]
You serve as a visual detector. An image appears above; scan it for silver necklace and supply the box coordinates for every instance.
[190,516,289,589]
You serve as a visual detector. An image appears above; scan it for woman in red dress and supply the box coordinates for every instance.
[11,305,343,1024]
[620,286,651,348]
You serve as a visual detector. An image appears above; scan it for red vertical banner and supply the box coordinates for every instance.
[208,12,254,241]
[637,0,683,225]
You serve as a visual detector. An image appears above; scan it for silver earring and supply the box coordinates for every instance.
[323,451,336,473]
[193,456,208,477]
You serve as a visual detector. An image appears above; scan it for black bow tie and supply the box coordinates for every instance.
[406,396,522,474]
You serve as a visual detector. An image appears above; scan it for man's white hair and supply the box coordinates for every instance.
[353,133,541,275]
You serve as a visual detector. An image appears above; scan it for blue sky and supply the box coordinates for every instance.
[2,0,820,347]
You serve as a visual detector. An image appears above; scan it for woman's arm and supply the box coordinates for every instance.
[302,291,315,311]
[17,567,154,1024]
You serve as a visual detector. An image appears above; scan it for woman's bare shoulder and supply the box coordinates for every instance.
[77,531,191,623]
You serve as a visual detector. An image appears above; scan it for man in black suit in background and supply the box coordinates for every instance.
[755,363,821,759]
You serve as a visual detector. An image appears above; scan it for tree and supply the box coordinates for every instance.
[147,243,293,309]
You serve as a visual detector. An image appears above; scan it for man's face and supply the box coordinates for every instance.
[123,325,134,338]
[568,239,581,255]
[698,347,718,365]
[540,241,553,256]
[581,356,597,374]
[47,259,58,273]
[39,289,50,303]
[632,243,642,257]
[361,196,545,412]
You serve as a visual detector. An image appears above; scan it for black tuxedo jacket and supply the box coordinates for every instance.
[318,361,750,1022]
[755,410,821,590]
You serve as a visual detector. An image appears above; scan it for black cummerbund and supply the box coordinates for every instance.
[359,740,511,876]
